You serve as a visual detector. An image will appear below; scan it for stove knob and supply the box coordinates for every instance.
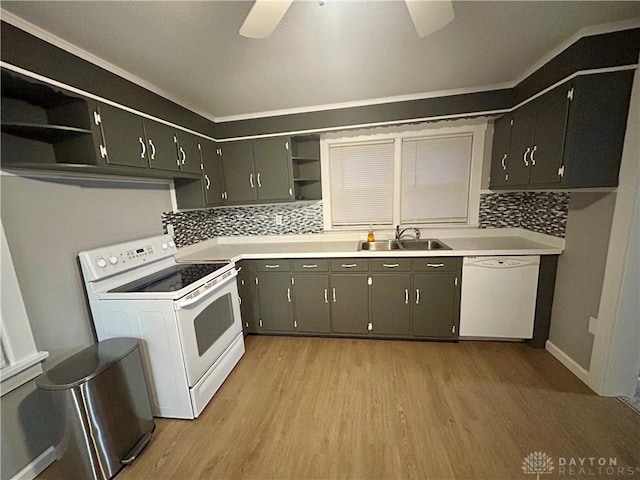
[169,241,175,248]
[96,257,107,268]
[109,256,118,265]
[161,242,168,250]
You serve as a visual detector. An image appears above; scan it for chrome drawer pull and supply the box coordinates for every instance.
[341,264,357,268]
[426,263,444,268]
[303,264,318,268]
[383,263,399,268]
[265,265,280,269]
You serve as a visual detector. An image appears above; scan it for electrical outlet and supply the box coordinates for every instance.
[275,214,283,226]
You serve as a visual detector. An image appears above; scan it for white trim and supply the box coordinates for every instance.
[10,446,56,480]
[545,340,591,387]
[0,61,217,142]
[0,355,47,397]
[0,9,216,123]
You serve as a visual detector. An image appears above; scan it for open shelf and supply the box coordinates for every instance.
[290,135,322,201]
[1,123,93,143]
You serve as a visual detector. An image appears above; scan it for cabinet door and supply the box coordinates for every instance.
[237,262,260,334]
[507,100,537,186]
[221,141,257,203]
[489,114,512,188]
[252,138,293,201]
[200,139,226,206]
[97,104,147,168]
[370,274,411,336]
[175,131,202,174]
[330,274,369,334]
[257,273,294,332]
[293,274,331,333]
[143,121,179,172]
[528,83,570,185]
[412,273,458,338]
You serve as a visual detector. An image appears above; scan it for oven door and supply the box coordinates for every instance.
[174,270,243,387]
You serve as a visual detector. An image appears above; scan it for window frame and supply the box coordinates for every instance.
[320,120,487,231]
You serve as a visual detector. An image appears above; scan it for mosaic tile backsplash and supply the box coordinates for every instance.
[163,193,568,248]
[162,202,324,247]
[479,192,569,237]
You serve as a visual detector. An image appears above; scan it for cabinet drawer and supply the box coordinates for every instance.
[370,258,412,272]
[330,258,369,272]
[255,260,291,272]
[292,259,329,272]
[412,257,460,272]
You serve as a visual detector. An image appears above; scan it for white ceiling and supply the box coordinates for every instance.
[1,1,639,122]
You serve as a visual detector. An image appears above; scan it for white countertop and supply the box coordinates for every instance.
[176,228,564,263]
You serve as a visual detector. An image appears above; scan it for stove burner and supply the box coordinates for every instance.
[109,263,229,293]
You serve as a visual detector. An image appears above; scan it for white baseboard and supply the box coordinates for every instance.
[545,340,591,386]
[11,446,56,480]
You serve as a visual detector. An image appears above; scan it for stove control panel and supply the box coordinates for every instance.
[79,235,177,281]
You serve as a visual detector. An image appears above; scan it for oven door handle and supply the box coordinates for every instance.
[175,270,238,310]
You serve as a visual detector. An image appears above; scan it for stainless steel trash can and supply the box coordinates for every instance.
[36,338,155,480]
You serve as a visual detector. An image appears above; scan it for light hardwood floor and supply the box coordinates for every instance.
[40,336,640,479]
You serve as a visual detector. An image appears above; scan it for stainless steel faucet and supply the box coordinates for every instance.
[395,225,421,241]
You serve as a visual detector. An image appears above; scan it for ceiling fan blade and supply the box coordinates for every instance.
[405,0,454,38]
[239,0,294,39]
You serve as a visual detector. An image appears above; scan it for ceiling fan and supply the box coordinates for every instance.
[239,0,455,39]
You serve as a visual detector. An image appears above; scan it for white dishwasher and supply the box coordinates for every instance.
[459,256,540,339]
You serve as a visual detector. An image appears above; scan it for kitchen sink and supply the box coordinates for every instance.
[358,239,451,251]
[398,239,452,250]
[358,240,401,251]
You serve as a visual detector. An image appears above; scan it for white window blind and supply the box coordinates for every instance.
[329,141,395,225]
[401,134,473,223]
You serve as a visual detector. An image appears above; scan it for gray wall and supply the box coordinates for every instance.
[1,381,53,480]
[0,174,171,477]
[548,192,617,369]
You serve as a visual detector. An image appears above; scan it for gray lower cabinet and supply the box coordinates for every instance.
[370,274,411,336]
[330,274,369,334]
[257,272,295,332]
[412,273,459,338]
[237,261,259,334]
[292,274,331,333]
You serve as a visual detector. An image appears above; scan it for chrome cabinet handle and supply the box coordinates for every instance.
[341,264,357,268]
[265,264,280,269]
[179,147,186,164]
[287,288,291,303]
[250,173,254,188]
[324,288,328,304]
[416,288,420,304]
[383,263,399,268]
[426,263,444,268]
[257,173,262,187]
[530,145,537,166]
[523,147,530,167]
[405,289,409,304]
[332,288,336,303]
[303,264,318,268]
[148,139,156,160]
[501,153,507,170]
[138,137,146,158]
[204,174,211,190]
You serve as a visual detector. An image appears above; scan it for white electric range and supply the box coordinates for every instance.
[79,234,244,419]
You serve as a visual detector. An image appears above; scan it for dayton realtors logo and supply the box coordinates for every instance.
[522,452,640,478]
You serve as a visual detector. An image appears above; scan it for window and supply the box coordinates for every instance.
[328,141,395,226]
[322,122,485,229]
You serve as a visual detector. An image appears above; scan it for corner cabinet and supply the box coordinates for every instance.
[490,70,634,190]
[239,256,462,341]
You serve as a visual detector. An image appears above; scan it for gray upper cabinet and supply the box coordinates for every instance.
[220,138,294,204]
[143,120,179,172]
[200,139,226,206]
[490,70,634,190]
[96,103,148,168]
[175,131,202,174]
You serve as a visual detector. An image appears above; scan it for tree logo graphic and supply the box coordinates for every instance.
[522,451,554,479]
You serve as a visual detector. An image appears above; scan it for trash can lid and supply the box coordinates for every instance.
[36,338,140,390]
